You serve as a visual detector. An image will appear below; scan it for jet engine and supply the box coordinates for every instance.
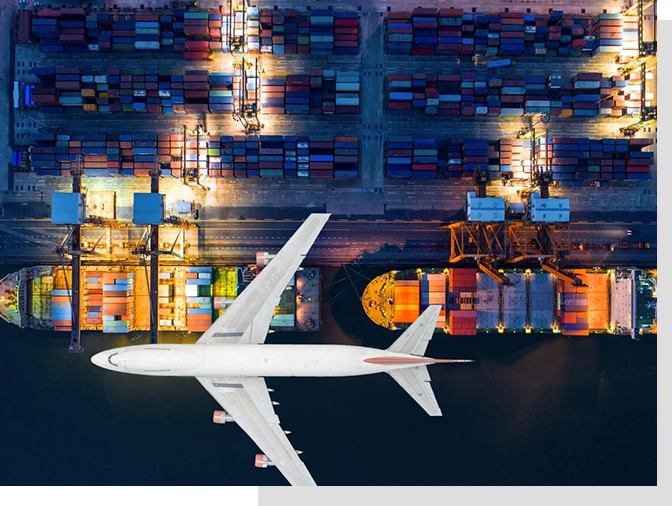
[213,410,234,424]
[255,454,275,468]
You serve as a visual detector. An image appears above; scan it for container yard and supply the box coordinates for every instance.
[0,264,320,334]
[26,7,359,58]
[361,268,656,337]
[2,0,657,349]
[386,136,653,181]
[387,71,643,117]
[24,133,359,180]
[386,9,638,57]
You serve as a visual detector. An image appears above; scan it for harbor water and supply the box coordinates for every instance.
[0,266,656,485]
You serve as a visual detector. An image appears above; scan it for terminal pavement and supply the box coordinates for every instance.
[0,218,657,268]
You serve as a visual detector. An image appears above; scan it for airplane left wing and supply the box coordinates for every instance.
[197,213,330,346]
[197,376,317,486]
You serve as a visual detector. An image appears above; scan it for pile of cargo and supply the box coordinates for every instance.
[30,67,233,114]
[558,273,589,336]
[386,137,531,180]
[84,272,104,326]
[158,272,176,328]
[51,289,72,332]
[393,277,420,324]
[591,13,638,56]
[186,267,213,333]
[159,272,175,330]
[102,272,133,334]
[29,66,361,116]
[27,133,360,179]
[252,8,359,55]
[387,71,640,117]
[535,137,654,181]
[29,7,358,57]
[208,72,235,112]
[448,269,477,336]
[261,70,360,114]
[207,135,359,179]
[422,274,447,328]
[387,8,600,56]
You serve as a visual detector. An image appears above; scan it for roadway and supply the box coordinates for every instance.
[0,218,657,268]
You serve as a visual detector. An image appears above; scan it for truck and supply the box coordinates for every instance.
[619,241,650,250]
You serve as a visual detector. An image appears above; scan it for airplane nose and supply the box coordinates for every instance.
[91,351,110,369]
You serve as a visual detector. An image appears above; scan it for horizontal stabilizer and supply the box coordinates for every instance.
[387,366,442,417]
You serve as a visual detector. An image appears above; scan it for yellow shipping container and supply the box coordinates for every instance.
[83,104,98,112]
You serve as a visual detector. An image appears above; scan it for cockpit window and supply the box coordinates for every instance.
[107,353,119,367]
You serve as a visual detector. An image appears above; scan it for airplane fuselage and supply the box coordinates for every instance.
[92,344,453,378]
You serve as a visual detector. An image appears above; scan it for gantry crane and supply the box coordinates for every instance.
[620,0,657,136]
[132,157,196,344]
[233,56,263,133]
[227,0,247,68]
[54,158,129,352]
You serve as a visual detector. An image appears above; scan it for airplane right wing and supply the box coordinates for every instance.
[197,213,330,346]
[197,376,316,486]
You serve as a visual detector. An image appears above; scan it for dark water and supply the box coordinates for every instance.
[0,266,656,485]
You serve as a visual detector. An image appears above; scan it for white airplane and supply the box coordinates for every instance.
[91,213,471,486]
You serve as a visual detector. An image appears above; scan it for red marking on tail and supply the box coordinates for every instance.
[364,357,467,365]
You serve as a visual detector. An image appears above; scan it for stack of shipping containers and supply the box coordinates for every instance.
[51,285,72,332]
[259,136,285,178]
[386,72,638,118]
[386,9,606,56]
[29,7,358,58]
[255,9,358,55]
[186,267,213,333]
[102,272,133,333]
[15,10,33,44]
[463,139,489,175]
[386,137,531,180]
[535,137,654,182]
[84,271,104,326]
[448,269,477,336]
[261,76,285,113]
[158,272,175,329]
[557,272,590,336]
[423,273,447,329]
[393,277,420,324]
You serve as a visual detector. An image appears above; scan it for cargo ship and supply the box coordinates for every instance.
[0,264,320,334]
[362,268,656,338]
